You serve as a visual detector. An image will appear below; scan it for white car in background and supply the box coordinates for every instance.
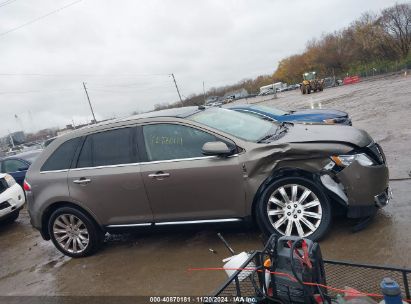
[0,173,25,223]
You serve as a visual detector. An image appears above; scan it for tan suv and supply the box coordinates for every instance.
[25,107,390,257]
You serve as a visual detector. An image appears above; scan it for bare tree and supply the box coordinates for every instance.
[380,3,411,58]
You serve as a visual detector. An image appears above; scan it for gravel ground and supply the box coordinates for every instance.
[0,74,410,297]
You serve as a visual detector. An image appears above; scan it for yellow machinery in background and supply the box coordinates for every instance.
[301,71,324,94]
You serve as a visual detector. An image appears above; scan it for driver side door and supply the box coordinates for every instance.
[139,123,245,222]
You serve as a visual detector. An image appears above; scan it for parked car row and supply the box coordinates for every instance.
[0,173,25,224]
[0,150,43,223]
[0,150,43,187]
[22,106,389,257]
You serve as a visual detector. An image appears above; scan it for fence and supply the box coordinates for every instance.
[212,251,411,303]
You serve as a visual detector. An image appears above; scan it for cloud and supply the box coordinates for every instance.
[0,0,399,136]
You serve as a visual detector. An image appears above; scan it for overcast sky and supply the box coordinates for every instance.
[0,0,398,136]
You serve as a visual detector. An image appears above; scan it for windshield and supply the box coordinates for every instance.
[303,72,316,80]
[250,104,287,116]
[188,108,277,142]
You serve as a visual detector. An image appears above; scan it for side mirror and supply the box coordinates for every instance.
[18,166,29,172]
[202,141,233,157]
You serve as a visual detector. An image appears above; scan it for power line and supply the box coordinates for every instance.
[90,80,174,88]
[87,87,174,94]
[0,0,17,8]
[0,0,82,38]
[0,72,170,77]
[0,88,80,95]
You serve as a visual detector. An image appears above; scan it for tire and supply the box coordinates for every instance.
[307,87,311,94]
[48,206,103,258]
[255,176,332,241]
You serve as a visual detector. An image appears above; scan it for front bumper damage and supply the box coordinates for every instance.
[320,160,390,218]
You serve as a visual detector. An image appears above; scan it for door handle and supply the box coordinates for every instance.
[73,178,91,185]
[148,172,170,179]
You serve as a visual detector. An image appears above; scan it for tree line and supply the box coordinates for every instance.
[154,2,411,111]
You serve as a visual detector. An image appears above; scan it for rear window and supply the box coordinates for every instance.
[41,138,81,171]
[76,128,134,168]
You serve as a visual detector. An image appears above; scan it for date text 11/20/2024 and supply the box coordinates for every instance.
[149,296,257,303]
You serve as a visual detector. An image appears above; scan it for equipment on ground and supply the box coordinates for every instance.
[301,71,324,94]
[218,234,328,303]
[213,234,411,304]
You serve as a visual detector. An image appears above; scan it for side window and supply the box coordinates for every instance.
[142,124,218,161]
[3,159,26,173]
[41,138,81,171]
[77,128,134,168]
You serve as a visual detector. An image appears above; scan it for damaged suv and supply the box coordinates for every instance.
[25,107,389,257]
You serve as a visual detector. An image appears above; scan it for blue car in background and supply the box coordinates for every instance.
[0,150,43,187]
[227,104,352,125]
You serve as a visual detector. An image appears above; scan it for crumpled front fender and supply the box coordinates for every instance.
[336,161,389,206]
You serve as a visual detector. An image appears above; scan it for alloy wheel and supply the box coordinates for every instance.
[52,214,90,254]
[266,184,322,237]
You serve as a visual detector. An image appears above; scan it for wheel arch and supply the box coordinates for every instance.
[41,201,103,240]
[250,167,318,222]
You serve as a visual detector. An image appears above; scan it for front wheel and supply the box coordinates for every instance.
[255,177,332,241]
[48,207,103,258]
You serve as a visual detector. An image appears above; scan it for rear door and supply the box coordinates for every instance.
[68,127,153,226]
[138,123,245,222]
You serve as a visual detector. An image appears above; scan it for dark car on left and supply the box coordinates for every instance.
[0,150,43,187]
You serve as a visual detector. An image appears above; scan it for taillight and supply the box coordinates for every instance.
[23,180,31,191]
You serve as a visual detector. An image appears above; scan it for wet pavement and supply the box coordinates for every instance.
[0,74,410,296]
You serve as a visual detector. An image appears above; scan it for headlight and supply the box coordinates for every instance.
[331,153,375,167]
[4,174,16,187]
[323,118,336,124]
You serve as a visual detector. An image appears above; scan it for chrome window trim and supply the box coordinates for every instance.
[39,154,239,173]
[69,162,141,172]
[140,154,239,165]
[139,155,216,165]
[40,169,69,174]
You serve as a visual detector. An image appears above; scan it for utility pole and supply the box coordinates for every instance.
[82,82,97,124]
[171,73,183,106]
[203,81,206,105]
[7,130,15,148]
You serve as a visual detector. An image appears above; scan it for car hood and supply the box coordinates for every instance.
[284,109,348,121]
[275,124,372,147]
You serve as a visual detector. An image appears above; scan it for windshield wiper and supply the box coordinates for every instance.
[257,123,284,143]
[257,123,290,143]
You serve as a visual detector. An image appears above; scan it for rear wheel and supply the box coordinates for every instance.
[255,177,332,241]
[48,207,103,258]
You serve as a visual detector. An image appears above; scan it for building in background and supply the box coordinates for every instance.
[10,131,25,145]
